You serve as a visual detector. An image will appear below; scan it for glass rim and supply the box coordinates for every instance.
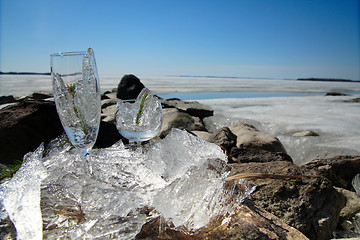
[50,51,88,57]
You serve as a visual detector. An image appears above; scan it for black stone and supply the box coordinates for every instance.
[116,74,145,100]
[95,121,125,148]
[0,99,63,165]
[0,95,16,105]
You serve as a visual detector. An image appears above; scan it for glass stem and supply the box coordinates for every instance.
[126,141,141,151]
[80,149,92,175]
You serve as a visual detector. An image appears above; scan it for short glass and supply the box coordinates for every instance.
[116,88,162,144]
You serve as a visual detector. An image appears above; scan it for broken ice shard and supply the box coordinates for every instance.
[352,173,360,196]
[2,144,48,240]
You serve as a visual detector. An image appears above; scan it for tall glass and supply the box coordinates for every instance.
[51,48,101,156]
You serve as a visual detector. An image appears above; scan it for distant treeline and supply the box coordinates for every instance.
[297,78,360,83]
[0,71,50,75]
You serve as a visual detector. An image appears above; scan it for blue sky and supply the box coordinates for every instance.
[0,0,359,80]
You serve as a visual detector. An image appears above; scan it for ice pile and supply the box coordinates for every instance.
[0,129,255,239]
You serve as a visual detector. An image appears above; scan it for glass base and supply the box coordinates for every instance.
[81,149,90,156]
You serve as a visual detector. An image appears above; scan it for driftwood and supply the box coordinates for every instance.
[225,172,319,181]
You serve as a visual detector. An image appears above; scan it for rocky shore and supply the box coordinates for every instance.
[1,75,360,239]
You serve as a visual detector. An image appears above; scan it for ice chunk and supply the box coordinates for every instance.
[145,128,227,182]
[2,144,47,240]
[147,129,255,231]
[352,173,360,196]
[40,137,165,239]
[2,129,254,238]
[152,158,255,231]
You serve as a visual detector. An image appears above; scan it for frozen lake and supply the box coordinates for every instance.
[1,74,360,97]
[198,95,360,165]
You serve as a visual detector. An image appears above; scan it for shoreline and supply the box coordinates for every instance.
[3,74,360,97]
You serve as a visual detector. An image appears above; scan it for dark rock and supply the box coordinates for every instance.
[103,91,118,100]
[101,91,111,100]
[164,97,181,101]
[94,121,123,149]
[293,130,319,137]
[229,161,346,240]
[161,108,206,133]
[0,217,16,239]
[229,123,287,153]
[326,92,350,96]
[207,127,236,153]
[161,99,213,119]
[116,74,145,100]
[31,91,52,100]
[0,99,63,165]
[344,97,360,103]
[335,187,360,234]
[332,230,360,239]
[229,147,293,163]
[101,98,117,109]
[301,155,360,190]
[0,95,16,105]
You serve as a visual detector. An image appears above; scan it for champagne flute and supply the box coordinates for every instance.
[50,48,101,162]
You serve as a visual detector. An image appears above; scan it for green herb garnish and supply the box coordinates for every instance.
[136,92,149,125]
[66,83,76,98]
[66,83,89,138]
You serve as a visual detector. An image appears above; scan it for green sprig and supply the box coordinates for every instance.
[66,83,76,98]
[66,83,89,138]
[136,92,149,125]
